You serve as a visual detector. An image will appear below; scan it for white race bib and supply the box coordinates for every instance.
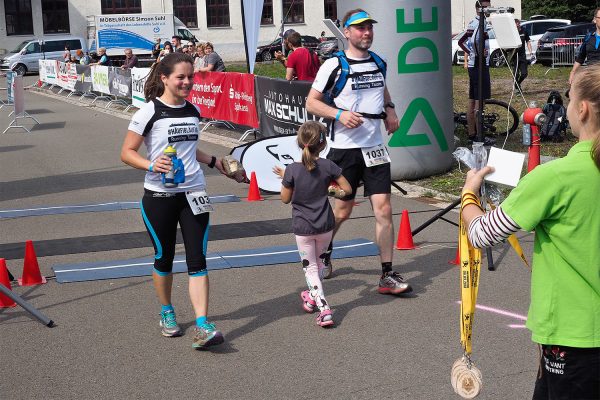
[362,144,391,167]
[185,190,214,215]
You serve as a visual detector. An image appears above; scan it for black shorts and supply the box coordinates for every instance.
[327,148,391,200]
[140,189,210,276]
[532,344,600,400]
[468,63,491,100]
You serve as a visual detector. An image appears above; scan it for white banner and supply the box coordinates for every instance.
[92,65,110,94]
[39,60,58,86]
[13,75,24,115]
[56,62,77,90]
[130,67,151,108]
[241,0,264,74]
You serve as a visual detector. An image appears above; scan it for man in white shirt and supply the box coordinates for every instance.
[306,8,412,295]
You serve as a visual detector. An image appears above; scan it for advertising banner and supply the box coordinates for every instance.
[187,72,259,128]
[56,62,78,91]
[341,1,454,179]
[6,71,14,104]
[92,65,110,94]
[96,14,174,56]
[131,67,151,108]
[254,76,329,137]
[12,75,24,115]
[109,67,132,98]
[39,60,58,86]
[74,65,93,93]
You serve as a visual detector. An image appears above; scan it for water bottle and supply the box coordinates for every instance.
[163,145,178,188]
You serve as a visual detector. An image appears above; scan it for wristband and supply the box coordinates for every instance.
[148,162,154,172]
[208,156,217,169]
[335,109,343,121]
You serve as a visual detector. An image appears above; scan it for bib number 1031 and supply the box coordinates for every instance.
[186,190,214,215]
[362,144,391,167]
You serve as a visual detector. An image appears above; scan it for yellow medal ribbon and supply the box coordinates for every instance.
[486,201,530,269]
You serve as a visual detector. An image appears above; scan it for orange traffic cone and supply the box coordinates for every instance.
[449,247,460,265]
[18,240,47,286]
[395,209,415,250]
[0,258,16,308]
[246,171,264,201]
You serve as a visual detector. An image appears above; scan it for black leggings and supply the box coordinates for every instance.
[140,189,210,276]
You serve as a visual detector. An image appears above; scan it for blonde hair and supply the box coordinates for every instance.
[297,121,327,171]
[571,64,600,170]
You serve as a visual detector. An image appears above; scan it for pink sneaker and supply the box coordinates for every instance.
[300,290,317,313]
[316,309,334,327]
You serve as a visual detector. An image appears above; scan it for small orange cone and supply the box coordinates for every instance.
[246,171,264,201]
[395,209,415,250]
[0,259,17,308]
[18,240,47,286]
[449,247,460,265]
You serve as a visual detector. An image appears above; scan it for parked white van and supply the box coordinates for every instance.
[0,36,87,75]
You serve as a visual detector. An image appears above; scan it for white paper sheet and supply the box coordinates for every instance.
[484,147,525,187]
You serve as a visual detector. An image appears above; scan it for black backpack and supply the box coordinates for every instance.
[541,91,567,142]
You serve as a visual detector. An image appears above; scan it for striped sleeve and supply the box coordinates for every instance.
[467,206,521,248]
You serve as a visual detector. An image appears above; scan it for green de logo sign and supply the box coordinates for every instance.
[388,7,449,152]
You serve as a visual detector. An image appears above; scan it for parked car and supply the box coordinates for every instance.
[256,35,320,62]
[451,32,463,65]
[456,29,508,67]
[520,19,570,55]
[0,36,87,75]
[317,39,338,59]
[536,23,595,66]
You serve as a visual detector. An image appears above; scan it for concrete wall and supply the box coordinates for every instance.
[0,1,335,61]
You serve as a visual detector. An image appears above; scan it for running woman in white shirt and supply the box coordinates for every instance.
[306,9,412,295]
[120,52,229,349]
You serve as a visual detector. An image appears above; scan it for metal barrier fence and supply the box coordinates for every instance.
[550,37,584,68]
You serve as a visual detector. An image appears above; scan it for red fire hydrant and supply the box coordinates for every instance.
[522,105,546,172]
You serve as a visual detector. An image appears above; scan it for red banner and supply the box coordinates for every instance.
[187,72,259,128]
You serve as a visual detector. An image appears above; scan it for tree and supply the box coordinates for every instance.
[522,0,599,22]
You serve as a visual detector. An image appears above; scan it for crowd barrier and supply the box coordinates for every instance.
[2,71,40,133]
[545,37,584,74]
[37,60,325,140]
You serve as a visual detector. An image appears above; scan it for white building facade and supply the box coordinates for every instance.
[0,0,339,61]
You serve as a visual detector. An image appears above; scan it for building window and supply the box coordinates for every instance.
[324,0,336,21]
[4,0,33,36]
[206,0,230,27]
[174,0,198,28]
[101,0,141,14]
[42,0,70,34]
[261,0,273,25]
[283,0,304,24]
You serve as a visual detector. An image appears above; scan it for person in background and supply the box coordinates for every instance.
[274,29,297,65]
[90,48,110,66]
[63,44,71,62]
[121,48,138,69]
[193,43,208,72]
[512,19,533,92]
[570,7,600,84]
[280,31,320,82]
[152,38,162,59]
[182,45,190,55]
[79,51,91,65]
[158,42,174,62]
[172,35,183,52]
[274,121,352,328]
[196,42,225,72]
[320,31,327,42]
[460,64,600,400]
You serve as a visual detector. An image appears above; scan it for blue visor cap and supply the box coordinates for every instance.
[344,11,378,27]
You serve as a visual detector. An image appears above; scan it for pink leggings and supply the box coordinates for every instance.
[295,230,333,311]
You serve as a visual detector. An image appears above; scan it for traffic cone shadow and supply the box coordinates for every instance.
[18,240,47,286]
[246,171,264,201]
[395,209,416,250]
[0,258,17,308]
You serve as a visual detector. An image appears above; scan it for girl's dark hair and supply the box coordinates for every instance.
[571,64,600,170]
[164,42,173,50]
[297,121,327,171]
[144,52,194,101]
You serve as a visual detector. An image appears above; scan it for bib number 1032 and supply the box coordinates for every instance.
[186,190,214,215]
[362,144,391,167]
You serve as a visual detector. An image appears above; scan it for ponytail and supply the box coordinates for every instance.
[593,136,600,170]
[144,52,194,101]
[297,121,327,171]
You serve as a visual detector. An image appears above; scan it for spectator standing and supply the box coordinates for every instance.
[570,7,600,84]
[193,43,208,72]
[196,42,225,72]
[152,38,162,59]
[274,29,297,64]
[63,45,71,62]
[512,19,533,91]
[460,64,600,400]
[306,9,412,294]
[158,42,174,62]
[120,52,235,349]
[279,31,320,82]
[90,48,111,66]
[320,31,327,42]
[458,0,494,145]
[121,48,138,69]
[79,51,91,65]
[172,35,183,52]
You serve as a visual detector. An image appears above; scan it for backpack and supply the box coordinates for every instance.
[323,50,387,105]
[541,90,567,142]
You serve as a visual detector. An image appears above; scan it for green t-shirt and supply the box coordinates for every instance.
[501,140,600,347]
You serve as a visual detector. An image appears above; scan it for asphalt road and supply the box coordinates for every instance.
[0,77,538,399]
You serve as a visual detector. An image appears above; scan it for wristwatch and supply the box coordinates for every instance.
[384,102,395,109]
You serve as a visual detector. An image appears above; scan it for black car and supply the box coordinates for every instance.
[536,23,594,66]
[316,39,339,59]
[256,35,320,62]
